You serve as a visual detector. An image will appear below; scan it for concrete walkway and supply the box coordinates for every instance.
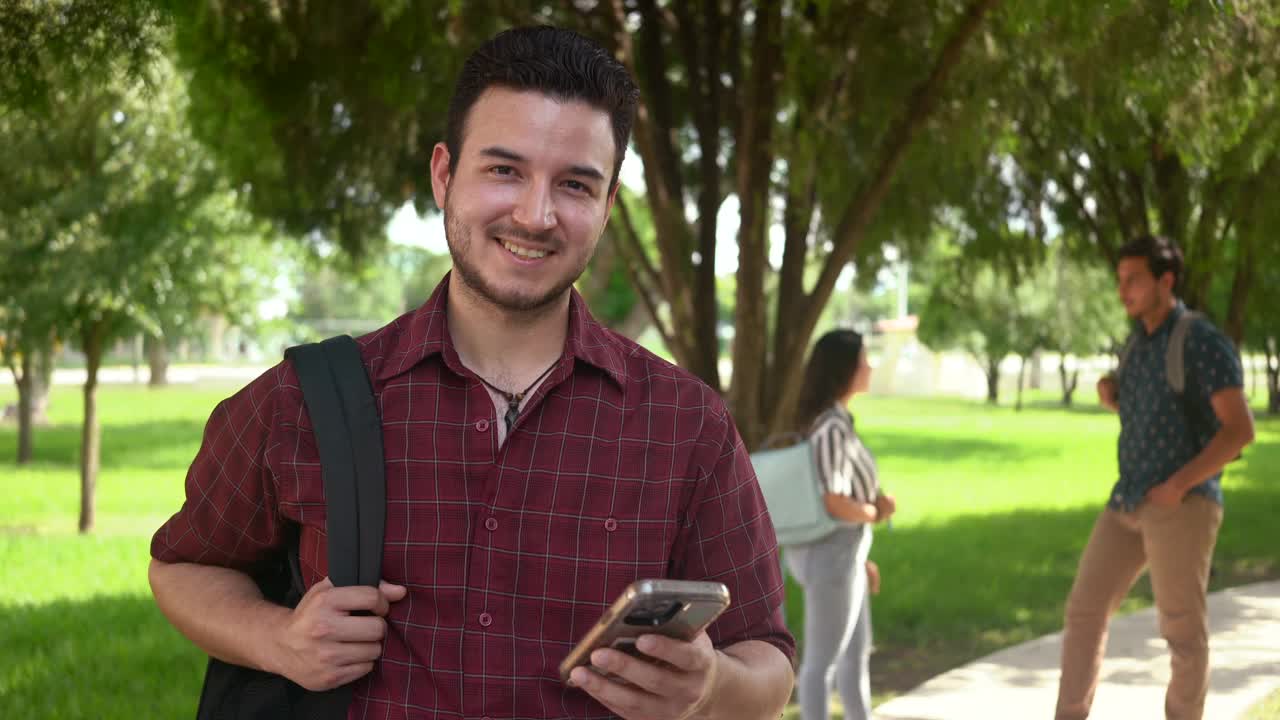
[874,580,1280,720]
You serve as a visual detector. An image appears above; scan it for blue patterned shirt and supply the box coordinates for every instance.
[1110,302,1243,511]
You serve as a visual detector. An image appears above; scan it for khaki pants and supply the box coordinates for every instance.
[1056,495,1223,720]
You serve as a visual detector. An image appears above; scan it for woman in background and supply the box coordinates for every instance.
[786,329,897,720]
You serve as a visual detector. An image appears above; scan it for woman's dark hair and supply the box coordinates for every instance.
[445,25,640,190]
[794,329,865,433]
[1118,234,1183,289]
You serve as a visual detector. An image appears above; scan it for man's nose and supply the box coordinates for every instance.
[511,180,557,233]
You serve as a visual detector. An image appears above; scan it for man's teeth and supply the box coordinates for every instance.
[502,240,547,259]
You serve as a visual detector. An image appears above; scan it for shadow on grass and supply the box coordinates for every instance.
[868,429,1042,464]
[0,419,207,471]
[0,594,204,720]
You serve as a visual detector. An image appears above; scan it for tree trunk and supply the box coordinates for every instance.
[1029,349,1043,389]
[15,353,35,465]
[1059,357,1078,407]
[728,0,784,443]
[1224,229,1256,348]
[146,333,169,387]
[760,0,1003,446]
[613,303,653,341]
[986,357,1000,405]
[1267,338,1280,416]
[1016,355,1027,411]
[131,333,143,383]
[79,321,105,534]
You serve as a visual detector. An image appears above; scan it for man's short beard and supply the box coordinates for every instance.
[443,204,582,314]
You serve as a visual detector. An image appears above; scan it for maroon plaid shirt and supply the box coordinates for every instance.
[151,275,793,719]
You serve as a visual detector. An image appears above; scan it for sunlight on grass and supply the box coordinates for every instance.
[1243,687,1280,720]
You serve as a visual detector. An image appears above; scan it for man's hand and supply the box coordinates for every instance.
[1145,480,1186,508]
[272,576,407,691]
[1097,376,1119,412]
[866,560,881,595]
[874,493,896,524]
[567,631,719,720]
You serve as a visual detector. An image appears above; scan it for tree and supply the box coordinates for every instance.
[986,1,1280,345]
[916,230,1058,407]
[1040,249,1127,406]
[159,0,477,259]
[164,0,1017,446]
[134,190,282,386]
[1244,259,1280,415]
[2,18,278,529]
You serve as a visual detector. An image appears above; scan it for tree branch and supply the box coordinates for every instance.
[779,0,1003,422]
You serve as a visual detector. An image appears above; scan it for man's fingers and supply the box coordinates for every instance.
[586,647,661,695]
[333,640,384,666]
[323,660,376,690]
[634,632,710,673]
[568,665,656,718]
[326,585,391,614]
[328,615,389,643]
[379,581,408,603]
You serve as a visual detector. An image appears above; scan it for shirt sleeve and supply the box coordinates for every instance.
[811,416,852,497]
[1188,319,1244,398]
[667,403,796,664]
[150,362,298,573]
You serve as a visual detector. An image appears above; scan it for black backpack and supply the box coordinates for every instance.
[195,335,386,720]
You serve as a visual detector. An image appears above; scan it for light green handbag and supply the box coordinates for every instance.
[750,435,843,547]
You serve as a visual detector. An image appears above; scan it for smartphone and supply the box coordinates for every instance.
[559,579,731,683]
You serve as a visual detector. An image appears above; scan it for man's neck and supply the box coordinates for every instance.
[446,279,569,390]
[1140,297,1178,335]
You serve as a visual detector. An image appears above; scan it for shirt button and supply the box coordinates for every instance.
[479,612,493,627]
[604,517,618,532]
[475,418,489,432]
[485,517,499,531]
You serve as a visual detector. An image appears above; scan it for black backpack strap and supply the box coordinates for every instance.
[284,335,385,588]
[197,336,384,720]
[318,336,386,587]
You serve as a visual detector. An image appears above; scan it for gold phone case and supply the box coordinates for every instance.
[559,579,730,683]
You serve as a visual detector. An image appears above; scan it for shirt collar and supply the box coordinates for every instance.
[373,272,627,389]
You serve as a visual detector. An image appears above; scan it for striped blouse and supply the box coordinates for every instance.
[809,404,879,504]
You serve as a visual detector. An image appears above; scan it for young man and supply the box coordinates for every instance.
[149,26,795,720]
[1055,235,1255,720]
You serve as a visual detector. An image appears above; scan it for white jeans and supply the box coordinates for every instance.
[785,525,873,720]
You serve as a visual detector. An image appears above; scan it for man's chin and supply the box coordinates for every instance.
[473,279,570,314]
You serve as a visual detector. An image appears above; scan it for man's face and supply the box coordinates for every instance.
[430,87,619,314]
[1116,256,1172,318]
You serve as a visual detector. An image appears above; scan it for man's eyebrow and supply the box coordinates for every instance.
[479,146,605,182]
[567,164,606,182]
[478,146,524,163]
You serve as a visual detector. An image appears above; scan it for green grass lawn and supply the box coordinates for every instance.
[2,382,1277,718]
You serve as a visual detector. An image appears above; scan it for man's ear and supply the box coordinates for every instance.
[604,180,621,217]
[429,142,453,211]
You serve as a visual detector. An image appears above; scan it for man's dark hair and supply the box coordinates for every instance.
[1118,234,1183,288]
[445,26,640,190]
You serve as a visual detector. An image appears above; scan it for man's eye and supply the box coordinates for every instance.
[491,166,515,176]
[564,180,590,193]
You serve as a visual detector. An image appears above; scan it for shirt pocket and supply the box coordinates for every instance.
[516,472,680,608]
